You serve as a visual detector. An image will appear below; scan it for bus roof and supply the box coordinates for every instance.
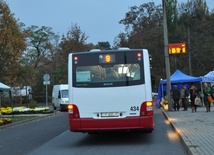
[71,49,148,55]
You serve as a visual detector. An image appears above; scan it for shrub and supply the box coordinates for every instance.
[29,100,38,109]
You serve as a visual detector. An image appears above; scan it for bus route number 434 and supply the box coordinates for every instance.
[130,106,139,111]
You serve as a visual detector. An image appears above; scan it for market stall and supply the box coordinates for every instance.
[156,70,202,108]
[201,70,214,82]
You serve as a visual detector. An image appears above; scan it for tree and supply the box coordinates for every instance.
[166,0,179,42]
[113,32,129,49]
[54,23,88,84]
[0,0,26,85]
[23,25,57,69]
[116,2,166,86]
[115,0,214,91]
[20,25,60,102]
[97,42,111,50]
[176,0,213,75]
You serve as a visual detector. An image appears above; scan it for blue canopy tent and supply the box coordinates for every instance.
[156,70,202,108]
[160,70,202,85]
[201,71,214,82]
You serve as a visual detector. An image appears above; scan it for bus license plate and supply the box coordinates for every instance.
[101,112,120,117]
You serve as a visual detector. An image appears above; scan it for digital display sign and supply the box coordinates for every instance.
[168,43,186,54]
[99,54,115,63]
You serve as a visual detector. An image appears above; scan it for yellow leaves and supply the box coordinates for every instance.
[0,117,12,126]
[0,1,26,84]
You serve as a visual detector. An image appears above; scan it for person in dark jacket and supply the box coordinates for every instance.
[180,84,189,111]
[189,85,197,112]
[172,85,180,111]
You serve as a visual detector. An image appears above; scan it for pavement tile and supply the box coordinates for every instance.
[162,104,214,155]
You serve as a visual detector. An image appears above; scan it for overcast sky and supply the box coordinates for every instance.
[4,0,214,46]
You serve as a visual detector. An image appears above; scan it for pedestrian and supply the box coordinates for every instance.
[211,85,214,100]
[172,85,180,111]
[189,85,197,112]
[203,82,212,112]
[180,84,189,111]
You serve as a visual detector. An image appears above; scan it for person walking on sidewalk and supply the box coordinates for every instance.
[189,85,197,112]
[172,85,180,111]
[203,82,212,112]
[180,84,189,111]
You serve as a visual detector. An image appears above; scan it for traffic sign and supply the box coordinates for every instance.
[43,81,50,85]
[168,43,186,54]
[43,74,50,81]
[43,74,50,107]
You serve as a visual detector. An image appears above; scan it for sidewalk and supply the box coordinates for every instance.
[162,105,214,155]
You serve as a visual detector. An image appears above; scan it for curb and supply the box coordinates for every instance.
[161,108,194,155]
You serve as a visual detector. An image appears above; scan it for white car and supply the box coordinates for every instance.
[152,92,158,98]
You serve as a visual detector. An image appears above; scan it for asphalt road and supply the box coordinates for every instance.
[0,112,69,155]
[0,109,187,155]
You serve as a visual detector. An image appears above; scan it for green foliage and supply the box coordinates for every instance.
[29,100,38,109]
[52,63,68,84]
[117,2,165,85]
[165,0,179,42]
[23,25,57,69]
[97,42,111,50]
[53,23,89,85]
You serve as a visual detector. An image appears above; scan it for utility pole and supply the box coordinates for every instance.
[188,27,192,75]
[162,0,172,111]
[185,8,192,76]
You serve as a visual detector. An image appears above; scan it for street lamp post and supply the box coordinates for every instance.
[162,0,172,111]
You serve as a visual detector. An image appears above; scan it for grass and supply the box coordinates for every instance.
[4,116,39,124]
[13,116,39,123]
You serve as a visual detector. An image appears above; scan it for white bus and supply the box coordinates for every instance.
[68,49,154,133]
